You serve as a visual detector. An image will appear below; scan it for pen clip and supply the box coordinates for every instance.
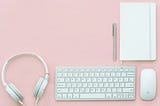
[112,23,117,36]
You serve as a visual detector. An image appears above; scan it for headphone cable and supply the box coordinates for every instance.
[18,101,24,106]
[18,100,39,106]
[35,97,39,106]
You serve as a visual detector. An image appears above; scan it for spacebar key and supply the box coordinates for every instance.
[80,94,105,99]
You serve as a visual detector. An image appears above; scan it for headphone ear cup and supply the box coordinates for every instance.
[34,77,48,98]
[5,83,23,102]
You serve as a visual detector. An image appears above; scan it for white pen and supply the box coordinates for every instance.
[112,23,117,61]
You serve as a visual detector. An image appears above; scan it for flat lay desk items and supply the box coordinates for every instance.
[0,1,158,106]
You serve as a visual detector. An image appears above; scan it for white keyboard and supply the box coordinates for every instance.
[56,66,136,100]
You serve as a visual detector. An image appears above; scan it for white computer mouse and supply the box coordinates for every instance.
[140,69,156,100]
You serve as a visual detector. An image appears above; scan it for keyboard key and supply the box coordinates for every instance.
[113,93,118,99]
[112,88,117,92]
[99,83,104,87]
[103,78,107,82]
[117,88,122,92]
[106,93,112,98]
[93,83,98,87]
[104,83,109,87]
[111,73,115,77]
[57,88,68,93]
[85,88,90,92]
[69,88,74,93]
[79,73,84,77]
[80,94,105,99]
[90,73,94,77]
[113,78,118,82]
[96,88,101,92]
[106,73,110,77]
[123,88,134,92]
[116,73,121,77]
[115,83,119,87]
[71,83,76,87]
[71,78,75,82]
[92,78,97,82]
[123,93,129,98]
[127,72,134,77]
[57,73,62,77]
[57,94,62,99]
[75,78,81,82]
[66,83,71,87]
[75,88,79,92]
[65,78,70,82]
[63,73,67,77]
[108,78,113,82]
[129,78,134,82]
[81,78,86,82]
[77,83,82,87]
[97,78,102,82]
[107,88,111,92]
[86,78,91,82]
[125,68,129,71]
[109,83,114,87]
[119,78,123,82]
[57,78,65,82]
[57,83,65,87]
[80,88,85,92]
[73,94,79,98]
[63,94,67,98]
[95,73,100,77]
[101,88,106,92]
[90,88,96,92]
[120,83,125,87]
[82,83,87,87]
[100,73,105,77]
[84,73,89,77]
[73,73,78,77]
[125,83,134,87]
[122,72,126,77]
[129,94,134,98]
[119,68,123,71]
[124,78,129,82]
[88,83,93,87]
[68,94,72,99]
[68,73,72,77]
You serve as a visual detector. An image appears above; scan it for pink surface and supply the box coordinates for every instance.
[0,0,159,106]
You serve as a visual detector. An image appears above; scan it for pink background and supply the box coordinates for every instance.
[0,0,159,106]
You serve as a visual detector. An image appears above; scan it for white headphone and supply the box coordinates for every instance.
[1,52,49,106]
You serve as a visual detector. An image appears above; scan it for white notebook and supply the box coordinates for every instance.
[120,3,156,61]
